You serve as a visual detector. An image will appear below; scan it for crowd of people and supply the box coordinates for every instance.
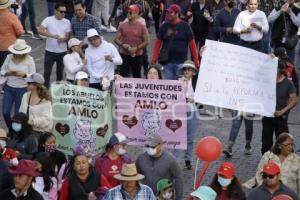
[0,0,300,199]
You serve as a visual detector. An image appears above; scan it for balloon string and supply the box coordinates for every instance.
[193,159,199,189]
[194,161,210,190]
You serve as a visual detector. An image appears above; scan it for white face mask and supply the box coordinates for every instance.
[117,147,126,155]
[146,147,157,156]
[10,158,19,166]
[162,191,173,199]
[218,176,232,187]
[12,122,22,132]
[0,140,6,148]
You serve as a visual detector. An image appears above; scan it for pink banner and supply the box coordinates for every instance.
[115,78,187,149]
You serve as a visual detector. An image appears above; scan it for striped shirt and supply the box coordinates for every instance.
[102,183,156,200]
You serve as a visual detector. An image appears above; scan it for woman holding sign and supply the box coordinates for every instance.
[19,73,53,134]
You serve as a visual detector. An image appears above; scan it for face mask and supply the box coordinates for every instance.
[146,147,157,156]
[12,123,22,132]
[117,147,126,155]
[0,140,6,148]
[218,176,232,187]
[10,158,19,166]
[162,191,173,199]
[227,1,235,8]
[45,144,57,153]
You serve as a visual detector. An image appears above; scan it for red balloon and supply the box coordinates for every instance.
[195,136,222,162]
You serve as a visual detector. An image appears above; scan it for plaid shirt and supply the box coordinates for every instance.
[71,13,101,41]
[102,183,156,200]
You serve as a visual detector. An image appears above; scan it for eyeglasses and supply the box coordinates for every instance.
[262,173,277,179]
[280,143,294,147]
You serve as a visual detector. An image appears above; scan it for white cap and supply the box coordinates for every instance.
[25,73,45,84]
[68,38,81,48]
[75,71,88,80]
[87,28,100,38]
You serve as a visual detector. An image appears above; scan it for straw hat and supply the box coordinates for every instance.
[114,163,145,181]
[8,39,32,55]
[0,0,13,9]
[0,128,7,139]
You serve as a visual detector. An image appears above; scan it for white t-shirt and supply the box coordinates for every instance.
[233,9,269,42]
[41,16,71,53]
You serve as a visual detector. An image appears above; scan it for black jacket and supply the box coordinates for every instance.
[0,186,43,200]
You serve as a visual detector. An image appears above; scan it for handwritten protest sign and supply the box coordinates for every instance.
[115,78,187,149]
[51,83,112,155]
[195,40,277,117]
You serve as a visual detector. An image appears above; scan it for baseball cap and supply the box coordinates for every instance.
[217,162,236,179]
[75,71,88,80]
[127,4,140,14]
[157,179,173,195]
[146,133,163,147]
[68,38,81,48]
[87,28,100,38]
[25,73,45,84]
[107,132,128,146]
[262,162,280,175]
[166,4,181,14]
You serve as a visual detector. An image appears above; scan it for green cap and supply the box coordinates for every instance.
[156,179,173,195]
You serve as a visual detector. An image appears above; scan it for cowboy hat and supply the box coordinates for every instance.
[114,163,145,181]
[0,0,13,9]
[8,160,41,177]
[8,39,32,55]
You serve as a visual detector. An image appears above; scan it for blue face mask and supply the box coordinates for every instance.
[218,176,232,187]
[12,122,22,132]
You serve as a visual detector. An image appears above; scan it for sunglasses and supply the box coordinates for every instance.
[58,10,66,13]
[262,173,277,179]
[128,12,133,15]
[145,144,158,148]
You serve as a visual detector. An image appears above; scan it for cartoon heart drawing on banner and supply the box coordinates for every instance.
[122,115,138,128]
[96,124,109,137]
[55,123,70,136]
[165,119,182,132]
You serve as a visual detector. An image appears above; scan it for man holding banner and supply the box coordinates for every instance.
[85,28,122,90]
[261,60,298,154]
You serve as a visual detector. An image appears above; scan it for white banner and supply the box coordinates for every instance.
[194,40,277,117]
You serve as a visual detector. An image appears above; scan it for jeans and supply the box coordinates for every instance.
[119,54,142,78]
[2,85,27,129]
[240,40,263,52]
[142,48,149,77]
[261,115,289,154]
[85,0,93,13]
[44,51,66,88]
[163,63,181,80]
[20,0,37,34]
[0,51,10,68]
[174,111,198,161]
[46,1,56,16]
[228,110,253,145]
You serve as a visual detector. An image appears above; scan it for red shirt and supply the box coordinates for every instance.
[59,173,111,200]
[94,154,131,187]
[217,189,231,200]
[117,20,148,56]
